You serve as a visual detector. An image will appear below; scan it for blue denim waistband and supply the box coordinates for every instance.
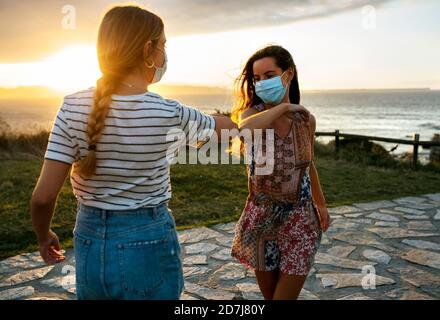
[77,201,169,217]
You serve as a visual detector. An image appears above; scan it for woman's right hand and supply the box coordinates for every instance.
[38,229,65,265]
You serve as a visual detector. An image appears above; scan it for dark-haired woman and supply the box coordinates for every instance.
[231,45,330,300]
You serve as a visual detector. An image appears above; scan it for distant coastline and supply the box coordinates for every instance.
[0,85,436,100]
[303,88,433,94]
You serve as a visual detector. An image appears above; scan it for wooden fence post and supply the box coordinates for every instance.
[413,133,420,167]
[430,133,440,163]
[335,130,340,155]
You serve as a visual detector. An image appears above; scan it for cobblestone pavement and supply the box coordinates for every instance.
[1,193,440,300]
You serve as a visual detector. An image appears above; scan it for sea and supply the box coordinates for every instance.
[1,90,439,162]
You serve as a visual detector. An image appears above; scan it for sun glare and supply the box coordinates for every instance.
[41,45,100,92]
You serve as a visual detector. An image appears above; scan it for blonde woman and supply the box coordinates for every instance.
[30,5,236,300]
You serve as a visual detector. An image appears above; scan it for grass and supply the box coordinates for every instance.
[1,130,440,259]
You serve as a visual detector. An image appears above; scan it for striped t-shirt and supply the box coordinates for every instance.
[44,88,216,210]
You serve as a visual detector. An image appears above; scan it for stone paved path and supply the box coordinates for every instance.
[1,193,440,300]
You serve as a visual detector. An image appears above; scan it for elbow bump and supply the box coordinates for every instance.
[238,122,248,131]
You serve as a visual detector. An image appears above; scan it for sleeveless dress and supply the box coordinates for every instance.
[231,104,322,275]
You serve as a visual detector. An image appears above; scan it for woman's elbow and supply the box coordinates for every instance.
[31,190,56,208]
[237,122,246,131]
[214,115,238,131]
[238,120,252,131]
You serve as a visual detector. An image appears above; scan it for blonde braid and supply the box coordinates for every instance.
[75,5,165,176]
[77,75,119,177]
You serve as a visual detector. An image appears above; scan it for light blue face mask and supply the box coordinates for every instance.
[151,50,168,84]
[255,71,288,105]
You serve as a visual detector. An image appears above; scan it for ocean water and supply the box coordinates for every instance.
[171,90,440,160]
[1,90,439,160]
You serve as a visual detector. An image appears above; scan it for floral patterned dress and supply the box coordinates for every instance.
[231,104,322,275]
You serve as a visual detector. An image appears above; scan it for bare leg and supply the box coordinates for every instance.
[255,270,279,300]
[272,272,307,300]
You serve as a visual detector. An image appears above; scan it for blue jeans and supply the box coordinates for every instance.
[73,202,184,300]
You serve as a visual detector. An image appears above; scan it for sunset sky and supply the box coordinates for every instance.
[0,0,439,92]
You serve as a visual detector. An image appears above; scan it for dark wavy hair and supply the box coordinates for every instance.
[231,45,300,123]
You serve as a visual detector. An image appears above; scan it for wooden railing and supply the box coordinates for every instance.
[315,130,440,167]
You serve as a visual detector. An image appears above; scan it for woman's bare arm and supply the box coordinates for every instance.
[212,114,238,136]
[308,114,330,231]
[239,103,310,131]
[30,159,71,264]
[239,103,288,131]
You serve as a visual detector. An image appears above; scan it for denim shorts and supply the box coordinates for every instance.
[73,202,184,300]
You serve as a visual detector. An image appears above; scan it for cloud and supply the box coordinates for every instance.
[0,0,394,62]
[156,0,394,34]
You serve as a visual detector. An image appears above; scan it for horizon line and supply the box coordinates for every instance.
[0,84,437,96]
[0,84,436,91]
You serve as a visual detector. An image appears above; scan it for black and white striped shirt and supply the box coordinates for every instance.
[44,88,215,210]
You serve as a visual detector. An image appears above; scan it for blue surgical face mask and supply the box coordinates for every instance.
[255,71,288,105]
[151,50,168,84]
